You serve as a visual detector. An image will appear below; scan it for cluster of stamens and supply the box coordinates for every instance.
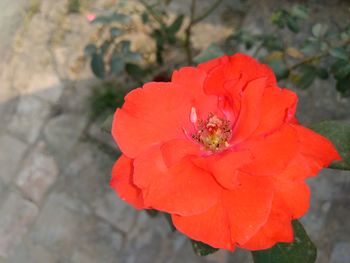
[192,113,232,152]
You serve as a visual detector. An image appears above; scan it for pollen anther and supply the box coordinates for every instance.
[191,113,232,152]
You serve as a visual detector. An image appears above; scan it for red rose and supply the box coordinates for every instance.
[110,54,340,251]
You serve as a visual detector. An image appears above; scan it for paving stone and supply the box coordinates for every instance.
[0,193,38,258]
[23,71,64,104]
[73,220,124,263]
[8,95,50,143]
[44,114,87,163]
[54,142,114,210]
[16,141,59,204]
[7,239,56,263]
[330,242,350,263]
[29,192,87,255]
[0,134,27,184]
[88,121,119,151]
[93,190,137,233]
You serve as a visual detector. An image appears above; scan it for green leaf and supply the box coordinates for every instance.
[263,36,284,51]
[141,12,149,24]
[110,12,130,23]
[312,23,328,38]
[110,55,125,75]
[301,40,320,54]
[270,10,286,28]
[335,76,350,97]
[331,60,350,79]
[125,63,145,80]
[124,51,142,63]
[101,114,113,133]
[163,213,176,232]
[286,16,299,33]
[290,4,308,19]
[252,220,316,263]
[191,240,219,256]
[194,43,225,64]
[145,209,159,217]
[267,59,289,80]
[110,27,122,37]
[100,40,111,55]
[152,29,164,65]
[309,121,350,170]
[297,65,317,89]
[91,53,105,79]
[120,40,131,54]
[316,67,329,79]
[329,47,348,61]
[84,44,97,57]
[91,15,110,24]
[167,14,184,35]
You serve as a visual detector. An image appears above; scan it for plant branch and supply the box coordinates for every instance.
[192,0,223,25]
[289,38,350,70]
[184,0,223,65]
[184,0,197,65]
[139,0,165,27]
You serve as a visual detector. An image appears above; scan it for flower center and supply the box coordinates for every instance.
[191,113,232,152]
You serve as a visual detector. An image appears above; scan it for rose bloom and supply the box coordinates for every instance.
[110,54,340,251]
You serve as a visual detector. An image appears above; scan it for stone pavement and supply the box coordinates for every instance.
[0,0,349,263]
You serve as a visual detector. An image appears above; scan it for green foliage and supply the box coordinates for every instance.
[67,0,81,13]
[89,82,125,119]
[296,65,318,89]
[224,3,350,96]
[270,4,308,33]
[252,220,317,263]
[268,59,289,80]
[140,0,185,65]
[28,0,41,18]
[84,10,144,81]
[163,213,176,232]
[150,14,185,65]
[91,53,105,79]
[194,43,225,64]
[310,121,350,170]
[191,240,219,256]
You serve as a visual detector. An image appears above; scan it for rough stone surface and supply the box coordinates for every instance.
[44,114,87,163]
[0,193,38,257]
[0,134,27,184]
[93,191,138,233]
[23,71,64,104]
[8,95,51,143]
[16,141,59,204]
[0,0,349,262]
[330,242,350,263]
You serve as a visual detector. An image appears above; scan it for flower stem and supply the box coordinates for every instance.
[184,0,224,65]
[289,39,350,70]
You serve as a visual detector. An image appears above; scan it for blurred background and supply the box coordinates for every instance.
[0,0,349,262]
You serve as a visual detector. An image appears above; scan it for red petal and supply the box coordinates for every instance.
[223,173,274,245]
[273,177,310,219]
[160,139,201,167]
[253,87,298,136]
[231,77,266,143]
[133,145,221,216]
[197,55,224,73]
[292,124,341,166]
[240,199,293,250]
[238,124,298,176]
[276,154,322,181]
[171,67,218,116]
[193,150,254,189]
[110,155,144,209]
[172,198,234,251]
[112,82,191,158]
